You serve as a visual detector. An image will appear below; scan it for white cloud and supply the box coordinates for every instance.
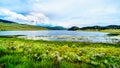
[0,8,50,25]
[30,0,120,27]
[0,0,120,27]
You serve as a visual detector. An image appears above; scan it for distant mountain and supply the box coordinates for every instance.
[44,26,66,30]
[68,26,80,31]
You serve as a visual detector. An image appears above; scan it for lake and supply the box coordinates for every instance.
[0,30,119,43]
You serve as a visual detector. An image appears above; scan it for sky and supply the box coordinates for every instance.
[0,0,120,27]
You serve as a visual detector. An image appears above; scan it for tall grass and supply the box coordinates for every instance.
[0,37,120,68]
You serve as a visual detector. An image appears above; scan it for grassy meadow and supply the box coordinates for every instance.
[100,29,120,36]
[0,22,48,31]
[79,29,120,36]
[100,29,120,33]
[0,37,120,68]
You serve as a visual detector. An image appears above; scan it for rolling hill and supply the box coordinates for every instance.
[0,19,66,31]
[0,19,48,30]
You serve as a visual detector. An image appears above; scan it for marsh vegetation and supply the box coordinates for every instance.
[0,37,120,68]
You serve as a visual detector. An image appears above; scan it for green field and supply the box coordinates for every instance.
[100,29,120,35]
[0,22,48,30]
[79,29,120,36]
[0,37,120,68]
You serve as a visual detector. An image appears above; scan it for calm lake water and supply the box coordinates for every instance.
[0,30,119,43]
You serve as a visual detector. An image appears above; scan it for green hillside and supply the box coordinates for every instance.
[0,22,48,31]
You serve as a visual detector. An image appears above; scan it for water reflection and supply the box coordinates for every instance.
[18,35,120,43]
[0,30,120,43]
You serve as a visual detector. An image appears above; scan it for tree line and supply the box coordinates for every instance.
[68,25,120,30]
